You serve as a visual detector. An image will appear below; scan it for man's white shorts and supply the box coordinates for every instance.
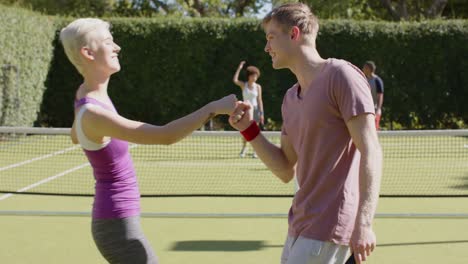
[281,235,350,264]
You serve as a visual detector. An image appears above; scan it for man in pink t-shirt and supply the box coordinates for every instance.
[229,3,382,264]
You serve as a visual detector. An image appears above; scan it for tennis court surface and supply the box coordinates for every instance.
[1,127,467,263]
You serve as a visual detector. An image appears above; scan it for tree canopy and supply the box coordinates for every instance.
[0,0,466,19]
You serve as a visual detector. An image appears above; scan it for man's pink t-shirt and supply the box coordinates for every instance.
[281,58,375,245]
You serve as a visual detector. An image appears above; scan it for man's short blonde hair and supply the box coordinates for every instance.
[262,2,319,39]
[60,18,110,74]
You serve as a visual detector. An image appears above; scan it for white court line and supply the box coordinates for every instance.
[0,145,80,172]
[0,162,90,201]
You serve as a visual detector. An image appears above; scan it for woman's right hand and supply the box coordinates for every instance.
[210,94,238,115]
[238,61,246,68]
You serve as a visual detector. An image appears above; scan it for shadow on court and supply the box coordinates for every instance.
[171,240,283,251]
[379,240,468,247]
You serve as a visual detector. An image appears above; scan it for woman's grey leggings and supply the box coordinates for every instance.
[92,216,158,264]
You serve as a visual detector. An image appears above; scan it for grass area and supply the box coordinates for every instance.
[1,130,468,263]
[1,196,468,264]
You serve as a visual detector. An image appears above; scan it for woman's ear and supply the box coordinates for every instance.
[80,47,95,61]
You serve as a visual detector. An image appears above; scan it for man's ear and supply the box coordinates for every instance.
[290,26,301,41]
[80,47,95,61]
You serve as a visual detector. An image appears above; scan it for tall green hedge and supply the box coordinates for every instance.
[0,5,56,126]
[39,18,294,128]
[6,11,465,129]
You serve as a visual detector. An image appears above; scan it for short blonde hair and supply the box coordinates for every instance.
[60,18,110,74]
[262,3,319,39]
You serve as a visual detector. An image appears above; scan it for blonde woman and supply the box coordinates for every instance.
[60,18,237,263]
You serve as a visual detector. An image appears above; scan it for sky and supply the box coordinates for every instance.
[255,2,272,18]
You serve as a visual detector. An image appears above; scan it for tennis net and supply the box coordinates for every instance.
[0,127,467,197]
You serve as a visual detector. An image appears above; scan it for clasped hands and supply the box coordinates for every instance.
[228,101,254,131]
[211,94,255,131]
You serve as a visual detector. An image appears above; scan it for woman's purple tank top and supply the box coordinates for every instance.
[74,97,140,219]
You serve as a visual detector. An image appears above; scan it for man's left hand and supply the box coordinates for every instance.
[350,225,376,263]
